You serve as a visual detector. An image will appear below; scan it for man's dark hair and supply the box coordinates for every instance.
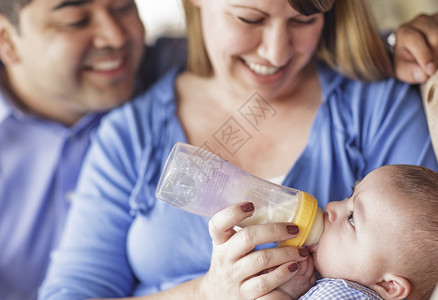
[0,1,32,28]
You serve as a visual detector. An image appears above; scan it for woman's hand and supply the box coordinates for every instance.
[198,202,312,300]
[393,13,438,83]
[257,252,316,300]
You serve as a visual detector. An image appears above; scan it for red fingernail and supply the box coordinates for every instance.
[288,263,299,272]
[287,225,299,235]
[241,202,254,213]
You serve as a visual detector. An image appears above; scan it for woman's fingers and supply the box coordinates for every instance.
[224,223,300,261]
[234,247,309,279]
[266,250,316,299]
[240,261,301,299]
[209,202,255,245]
[209,202,300,250]
[206,203,310,299]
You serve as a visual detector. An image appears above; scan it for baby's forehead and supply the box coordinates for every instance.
[356,168,409,219]
[357,166,395,192]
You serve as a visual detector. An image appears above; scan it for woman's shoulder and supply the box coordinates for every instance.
[103,67,181,127]
[317,61,421,110]
[318,60,412,92]
[89,67,182,164]
[314,61,425,147]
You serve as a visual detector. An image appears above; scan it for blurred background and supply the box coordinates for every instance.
[135,0,438,45]
[369,0,438,30]
[135,0,185,45]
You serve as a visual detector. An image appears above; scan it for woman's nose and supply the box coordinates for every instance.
[257,22,292,67]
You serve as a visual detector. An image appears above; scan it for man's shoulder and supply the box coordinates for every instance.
[0,71,14,126]
[137,37,187,92]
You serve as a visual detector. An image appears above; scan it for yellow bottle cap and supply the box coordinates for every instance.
[278,191,318,247]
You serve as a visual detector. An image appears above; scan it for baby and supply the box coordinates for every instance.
[301,164,438,300]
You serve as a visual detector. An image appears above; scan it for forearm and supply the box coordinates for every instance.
[96,278,203,300]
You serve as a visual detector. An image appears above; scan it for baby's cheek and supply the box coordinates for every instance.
[311,243,329,275]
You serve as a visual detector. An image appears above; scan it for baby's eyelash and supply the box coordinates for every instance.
[348,211,355,227]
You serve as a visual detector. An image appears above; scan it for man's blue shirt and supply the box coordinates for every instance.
[0,87,102,299]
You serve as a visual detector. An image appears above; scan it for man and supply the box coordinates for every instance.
[0,1,185,299]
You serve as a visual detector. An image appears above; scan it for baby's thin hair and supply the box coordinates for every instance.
[390,165,438,300]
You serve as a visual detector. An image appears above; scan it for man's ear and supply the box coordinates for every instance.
[0,15,20,65]
[372,273,411,300]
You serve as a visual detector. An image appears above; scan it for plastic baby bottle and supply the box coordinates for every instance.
[155,142,324,247]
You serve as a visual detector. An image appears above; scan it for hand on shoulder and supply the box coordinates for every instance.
[392,13,438,84]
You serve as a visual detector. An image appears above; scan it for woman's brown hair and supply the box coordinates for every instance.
[182,0,393,81]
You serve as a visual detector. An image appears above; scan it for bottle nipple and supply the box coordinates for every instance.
[304,207,324,246]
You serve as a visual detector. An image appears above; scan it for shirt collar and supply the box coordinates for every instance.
[0,82,104,134]
[0,84,15,126]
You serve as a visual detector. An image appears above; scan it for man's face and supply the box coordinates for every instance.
[4,0,145,124]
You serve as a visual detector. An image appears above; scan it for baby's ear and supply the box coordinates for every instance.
[372,274,411,300]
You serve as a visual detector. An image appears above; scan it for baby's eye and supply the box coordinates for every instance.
[348,211,355,228]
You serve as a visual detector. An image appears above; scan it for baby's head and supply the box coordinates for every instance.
[312,164,438,300]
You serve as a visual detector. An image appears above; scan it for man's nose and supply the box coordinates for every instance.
[93,12,128,49]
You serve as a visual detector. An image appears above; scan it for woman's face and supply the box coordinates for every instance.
[193,0,324,100]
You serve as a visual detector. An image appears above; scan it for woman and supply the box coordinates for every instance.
[39,0,438,299]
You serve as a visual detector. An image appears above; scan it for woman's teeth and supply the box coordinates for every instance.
[89,59,123,71]
[246,61,280,76]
